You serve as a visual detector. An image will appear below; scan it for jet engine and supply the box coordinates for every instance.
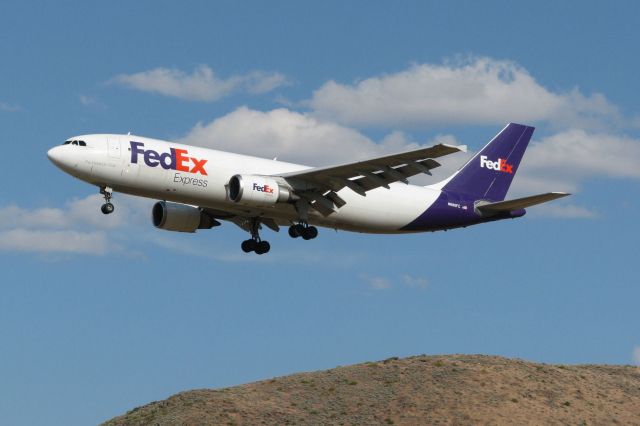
[152,201,218,232]
[227,174,296,207]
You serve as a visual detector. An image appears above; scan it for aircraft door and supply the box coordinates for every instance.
[108,137,121,158]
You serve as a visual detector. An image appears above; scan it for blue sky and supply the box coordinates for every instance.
[1,1,639,424]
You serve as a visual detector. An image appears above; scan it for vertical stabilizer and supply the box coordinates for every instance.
[442,123,534,201]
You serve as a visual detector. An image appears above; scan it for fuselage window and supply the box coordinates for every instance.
[63,140,71,145]
[79,141,86,147]
[72,141,78,146]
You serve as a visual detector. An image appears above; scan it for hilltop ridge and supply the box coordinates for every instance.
[103,354,640,425]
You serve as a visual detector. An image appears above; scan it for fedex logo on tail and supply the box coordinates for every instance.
[252,183,274,193]
[130,142,208,175]
[480,155,513,174]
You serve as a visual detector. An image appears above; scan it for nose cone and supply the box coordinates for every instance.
[47,145,76,173]
[47,146,63,166]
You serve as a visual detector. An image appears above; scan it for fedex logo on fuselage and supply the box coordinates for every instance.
[252,183,274,193]
[130,142,208,175]
[480,155,513,174]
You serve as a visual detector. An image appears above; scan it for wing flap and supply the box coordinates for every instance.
[476,192,570,214]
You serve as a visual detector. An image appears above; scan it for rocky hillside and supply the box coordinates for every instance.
[103,354,640,425]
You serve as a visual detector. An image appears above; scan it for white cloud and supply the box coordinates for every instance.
[524,129,640,179]
[0,194,152,255]
[180,106,462,167]
[79,95,97,106]
[0,101,22,112]
[402,274,429,289]
[181,105,636,202]
[361,274,430,290]
[0,194,150,231]
[0,229,110,255]
[245,71,289,94]
[360,274,392,290]
[111,65,287,102]
[309,57,618,128]
[512,129,640,196]
[633,346,640,366]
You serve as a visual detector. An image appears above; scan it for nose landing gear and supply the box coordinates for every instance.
[100,186,114,215]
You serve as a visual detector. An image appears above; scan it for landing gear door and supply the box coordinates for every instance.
[108,137,121,158]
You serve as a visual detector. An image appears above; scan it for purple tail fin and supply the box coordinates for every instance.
[442,123,534,201]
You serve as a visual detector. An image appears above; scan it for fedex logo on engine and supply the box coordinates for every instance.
[252,183,274,193]
[480,155,513,174]
[130,142,207,175]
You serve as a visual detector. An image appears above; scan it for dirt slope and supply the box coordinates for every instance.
[103,354,640,425]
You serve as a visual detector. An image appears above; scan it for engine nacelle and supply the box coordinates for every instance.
[152,201,217,233]
[228,174,295,206]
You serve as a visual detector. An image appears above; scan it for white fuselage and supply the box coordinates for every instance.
[48,134,445,233]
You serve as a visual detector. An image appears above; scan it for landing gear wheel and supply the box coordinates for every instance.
[288,225,301,238]
[290,223,318,240]
[303,226,318,240]
[241,239,257,253]
[101,202,114,215]
[255,241,271,255]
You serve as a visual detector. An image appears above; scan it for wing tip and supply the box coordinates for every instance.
[440,143,467,153]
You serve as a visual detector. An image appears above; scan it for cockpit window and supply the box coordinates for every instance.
[62,139,87,146]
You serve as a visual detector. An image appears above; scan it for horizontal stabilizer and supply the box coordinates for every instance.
[476,192,570,215]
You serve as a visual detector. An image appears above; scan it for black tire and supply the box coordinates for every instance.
[101,203,114,214]
[302,226,318,240]
[255,240,270,254]
[241,239,256,253]
[288,225,300,238]
[307,226,318,239]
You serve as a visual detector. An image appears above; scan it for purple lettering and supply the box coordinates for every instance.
[130,141,145,164]
[159,150,175,170]
[144,149,160,167]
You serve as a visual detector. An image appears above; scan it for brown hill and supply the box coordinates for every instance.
[103,354,640,425]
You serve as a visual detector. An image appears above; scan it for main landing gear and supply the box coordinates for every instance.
[241,218,271,255]
[288,201,318,240]
[100,186,114,215]
[288,223,318,240]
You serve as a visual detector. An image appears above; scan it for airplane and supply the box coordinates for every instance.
[47,123,569,254]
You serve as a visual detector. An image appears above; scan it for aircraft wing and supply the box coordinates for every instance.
[476,192,571,215]
[278,143,466,215]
